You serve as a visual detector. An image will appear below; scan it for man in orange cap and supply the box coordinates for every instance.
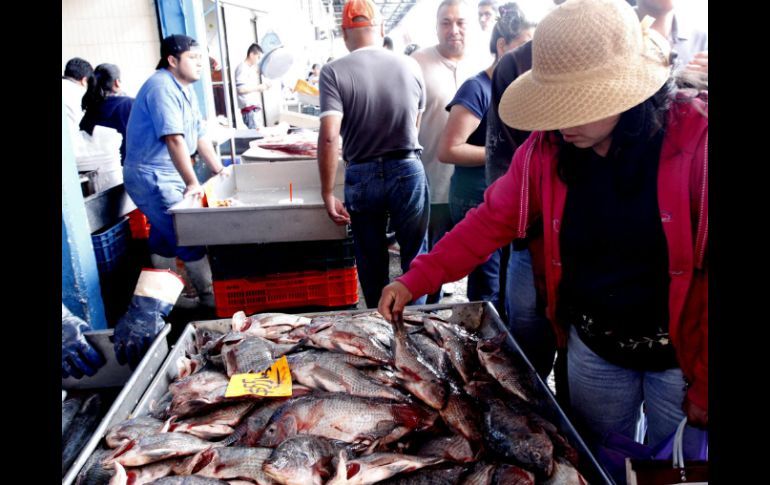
[317,0,430,309]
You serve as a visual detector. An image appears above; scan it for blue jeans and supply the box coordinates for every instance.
[448,186,500,310]
[241,108,261,129]
[506,247,555,379]
[425,203,453,304]
[345,158,430,308]
[567,326,702,456]
[123,165,205,262]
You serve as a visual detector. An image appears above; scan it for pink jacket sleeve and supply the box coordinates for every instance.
[398,134,542,298]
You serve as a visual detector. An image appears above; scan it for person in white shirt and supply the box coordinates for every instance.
[234,43,271,129]
[411,0,485,303]
[62,57,93,150]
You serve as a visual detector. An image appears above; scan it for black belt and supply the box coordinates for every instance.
[351,149,421,164]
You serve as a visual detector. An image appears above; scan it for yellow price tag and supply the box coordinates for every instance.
[224,355,293,398]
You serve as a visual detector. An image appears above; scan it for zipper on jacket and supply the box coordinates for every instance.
[695,134,708,269]
[517,134,537,238]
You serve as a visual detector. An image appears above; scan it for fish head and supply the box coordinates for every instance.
[262,456,310,485]
[259,413,298,447]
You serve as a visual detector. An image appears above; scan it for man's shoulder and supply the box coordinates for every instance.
[410,46,437,64]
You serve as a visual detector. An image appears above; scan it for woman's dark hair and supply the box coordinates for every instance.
[556,78,676,190]
[489,2,534,56]
[82,63,121,111]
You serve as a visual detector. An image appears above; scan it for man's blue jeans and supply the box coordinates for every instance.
[345,158,430,308]
[506,247,555,380]
[567,325,702,456]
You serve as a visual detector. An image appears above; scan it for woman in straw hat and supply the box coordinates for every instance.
[380,0,707,456]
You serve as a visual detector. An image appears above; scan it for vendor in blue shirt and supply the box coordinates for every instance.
[123,34,226,311]
[437,2,534,313]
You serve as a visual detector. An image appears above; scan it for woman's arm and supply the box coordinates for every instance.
[437,104,486,167]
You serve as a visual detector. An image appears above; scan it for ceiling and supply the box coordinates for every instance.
[322,0,419,38]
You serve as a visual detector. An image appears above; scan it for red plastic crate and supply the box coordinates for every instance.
[213,267,359,317]
[128,209,151,239]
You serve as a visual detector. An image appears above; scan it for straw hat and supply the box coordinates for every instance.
[499,0,672,131]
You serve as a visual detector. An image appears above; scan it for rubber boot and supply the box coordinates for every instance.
[184,256,216,310]
[150,254,198,310]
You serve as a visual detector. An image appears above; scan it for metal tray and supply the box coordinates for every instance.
[132,303,613,484]
[62,324,171,485]
[168,161,347,245]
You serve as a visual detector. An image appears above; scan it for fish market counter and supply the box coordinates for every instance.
[92,302,614,484]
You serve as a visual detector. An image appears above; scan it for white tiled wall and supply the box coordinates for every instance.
[61,0,160,97]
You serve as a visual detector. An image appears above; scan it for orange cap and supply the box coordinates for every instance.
[342,0,381,29]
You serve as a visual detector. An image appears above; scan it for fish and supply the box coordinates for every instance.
[409,333,452,377]
[391,315,447,410]
[523,406,580,467]
[360,368,401,388]
[287,350,407,401]
[416,435,476,463]
[542,458,590,485]
[378,465,465,485]
[106,416,170,448]
[62,395,83,438]
[258,393,437,449]
[306,320,393,364]
[224,399,293,447]
[149,391,174,421]
[262,435,347,485]
[62,393,102,476]
[185,446,275,483]
[106,456,192,485]
[75,447,114,485]
[439,391,483,444]
[476,335,533,403]
[176,354,208,379]
[492,464,535,485]
[221,334,276,377]
[105,432,216,467]
[459,462,497,485]
[327,451,445,485]
[168,370,231,419]
[423,317,479,384]
[145,477,230,485]
[169,401,256,440]
[482,399,554,476]
[233,311,311,343]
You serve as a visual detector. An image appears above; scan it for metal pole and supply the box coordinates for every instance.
[215,0,237,165]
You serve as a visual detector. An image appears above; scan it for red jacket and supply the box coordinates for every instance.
[399,96,708,411]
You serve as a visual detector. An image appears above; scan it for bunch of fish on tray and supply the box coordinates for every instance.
[63,392,104,477]
[75,310,589,485]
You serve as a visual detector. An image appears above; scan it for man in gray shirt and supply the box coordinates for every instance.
[318,0,430,308]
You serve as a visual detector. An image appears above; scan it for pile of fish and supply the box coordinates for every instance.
[75,310,589,485]
[63,392,103,477]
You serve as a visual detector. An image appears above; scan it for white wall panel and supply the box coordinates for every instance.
[62,0,160,97]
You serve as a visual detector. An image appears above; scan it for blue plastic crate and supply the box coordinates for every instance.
[91,217,130,274]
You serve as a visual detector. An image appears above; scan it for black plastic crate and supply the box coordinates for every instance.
[208,237,355,280]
